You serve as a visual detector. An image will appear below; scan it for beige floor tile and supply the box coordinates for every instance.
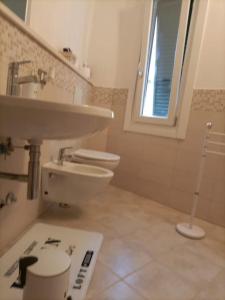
[128,214,164,234]
[39,204,85,225]
[193,269,225,300]
[185,238,225,268]
[86,260,120,299]
[98,238,152,278]
[125,261,199,300]
[39,203,99,225]
[96,212,160,237]
[156,244,223,287]
[210,225,225,243]
[37,185,225,300]
[141,201,182,224]
[97,215,142,236]
[124,221,187,258]
[193,217,218,234]
[71,220,118,239]
[39,203,118,239]
[87,281,145,300]
[99,185,137,204]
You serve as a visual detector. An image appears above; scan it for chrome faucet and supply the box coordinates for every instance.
[7,60,31,96]
[7,60,48,96]
[57,147,73,165]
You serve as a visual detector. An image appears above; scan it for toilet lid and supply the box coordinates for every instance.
[74,149,120,162]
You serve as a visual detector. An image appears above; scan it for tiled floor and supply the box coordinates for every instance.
[39,185,225,300]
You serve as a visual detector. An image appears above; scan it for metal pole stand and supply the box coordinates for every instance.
[176,122,213,239]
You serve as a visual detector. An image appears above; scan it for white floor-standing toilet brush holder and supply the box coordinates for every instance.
[176,122,213,239]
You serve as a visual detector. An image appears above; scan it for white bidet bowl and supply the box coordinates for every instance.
[42,161,113,205]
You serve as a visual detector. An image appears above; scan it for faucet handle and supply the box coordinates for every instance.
[16,60,32,66]
[60,146,73,154]
[10,60,32,69]
[58,147,73,165]
[8,60,32,73]
[38,68,48,85]
[61,146,73,150]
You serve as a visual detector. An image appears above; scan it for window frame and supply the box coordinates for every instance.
[25,0,32,24]
[124,0,209,139]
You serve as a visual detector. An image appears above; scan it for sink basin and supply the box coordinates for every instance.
[42,161,113,204]
[0,94,114,140]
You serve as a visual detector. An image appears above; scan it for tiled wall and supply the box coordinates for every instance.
[90,87,225,227]
[86,88,128,150]
[0,13,92,253]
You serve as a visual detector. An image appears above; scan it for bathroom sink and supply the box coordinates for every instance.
[42,161,113,204]
[0,94,114,141]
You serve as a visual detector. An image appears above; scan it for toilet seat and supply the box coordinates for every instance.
[69,149,120,170]
[74,149,120,162]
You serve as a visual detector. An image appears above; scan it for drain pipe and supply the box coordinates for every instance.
[27,141,41,199]
[0,138,42,200]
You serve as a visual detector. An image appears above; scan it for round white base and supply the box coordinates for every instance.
[176,223,205,239]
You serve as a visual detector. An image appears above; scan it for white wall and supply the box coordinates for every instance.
[195,0,225,89]
[29,0,93,68]
[87,0,144,88]
[29,0,225,90]
[28,0,144,88]
[87,0,225,90]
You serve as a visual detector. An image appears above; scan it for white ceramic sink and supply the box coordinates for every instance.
[42,161,113,204]
[0,95,114,140]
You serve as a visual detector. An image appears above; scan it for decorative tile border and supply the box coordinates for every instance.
[91,87,225,113]
[192,89,225,112]
[112,88,128,105]
[91,87,114,108]
[91,87,128,108]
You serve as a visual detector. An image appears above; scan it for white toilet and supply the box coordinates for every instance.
[67,148,120,170]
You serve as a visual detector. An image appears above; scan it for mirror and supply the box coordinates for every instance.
[0,0,30,22]
[0,0,91,71]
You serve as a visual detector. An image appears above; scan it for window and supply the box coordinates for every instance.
[134,0,192,125]
[142,0,185,120]
[124,0,208,139]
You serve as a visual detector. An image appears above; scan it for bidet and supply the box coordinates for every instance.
[42,161,114,204]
